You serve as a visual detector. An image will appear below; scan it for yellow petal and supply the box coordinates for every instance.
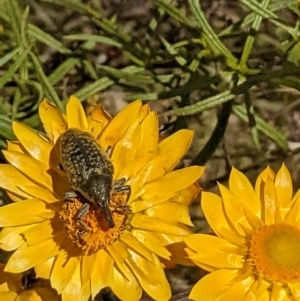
[120,231,154,262]
[285,192,300,223]
[130,213,191,236]
[91,250,113,298]
[0,262,22,292]
[218,184,251,235]
[35,257,54,279]
[62,265,91,301]
[275,163,293,219]
[185,233,239,254]
[130,111,159,176]
[243,279,269,301]
[201,192,245,246]
[262,177,276,225]
[139,103,150,121]
[12,122,52,164]
[255,166,275,194]
[157,129,193,173]
[217,276,255,301]
[39,99,67,142]
[174,182,201,206]
[189,269,238,301]
[0,226,29,251]
[18,185,58,203]
[145,201,193,226]
[109,265,142,301]
[66,95,88,131]
[130,194,172,212]
[0,199,52,226]
[128,129,194,200]
[131,230,171,259]
[185,234,243,269]
[6,239,60,273]
[271,283,289,301]
[241,202,264,230]
[23,220,60,246]
[0,165,33,198]
[3,151,52,190]
[51,251,79,294]
[165,241,194,266]
[0,292,18,300]
[106,240,131,280]
[229,167,260,218]
[111,119,141,180]
[152,232,191,246]
[126,251,171,301]
[7,140,25,153]
[17,287,60,301]
[288,282,300,300]
[99,100,142,150]
[87,105,111,138]
[6,191,25,202]
[81,252,96,285]
[142,166,204,199]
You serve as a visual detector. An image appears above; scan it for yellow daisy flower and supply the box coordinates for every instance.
[185,164,300,301]
[0,263,60,301]
[0,96,204,301]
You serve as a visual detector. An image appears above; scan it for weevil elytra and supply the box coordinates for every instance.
[59,128,131,231]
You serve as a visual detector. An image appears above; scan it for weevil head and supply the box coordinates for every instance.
[85,174,115,228]
[86,174,112,206]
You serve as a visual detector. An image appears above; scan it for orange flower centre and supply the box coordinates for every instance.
[250,224,300,283]
[59,193,131,255]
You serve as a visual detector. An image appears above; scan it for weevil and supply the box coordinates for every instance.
[59,128,131,231]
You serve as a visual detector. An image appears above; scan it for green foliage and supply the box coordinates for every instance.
[0,0,299,163]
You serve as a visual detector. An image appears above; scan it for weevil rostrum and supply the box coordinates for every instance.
[59,128,131,233]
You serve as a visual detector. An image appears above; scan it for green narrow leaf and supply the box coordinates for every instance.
[0,47,21,67]
[233,105,287,150]
[5,0,22,44]
[239,0,297,39]
[12,88,22,120]
[152,0,194,28]
[159,36,187,66]
[99,65,154,84]
[240,0,270,67]
[0,45,32,89]
[163,91,235,116]
[124,93,158,101]
[74,77,114,101]
[123,51,145,67]
[0,115,16,140]
[28,24,71,54]
[48,58,80,85]
[242,0,295,27]
[29,52,63,111]
[188,0,238,69]
[64,34,122,48]
[287,40,300,65]
[82,60,98,80]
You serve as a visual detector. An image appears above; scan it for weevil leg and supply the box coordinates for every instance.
[76,203,92,237]
[112,184,131,203]
[106,146,113,158]
[76,202,90,220]
[113,177,126,187]
[63,191,78,200]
